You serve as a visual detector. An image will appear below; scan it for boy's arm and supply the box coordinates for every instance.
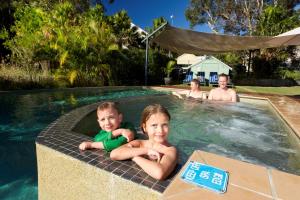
[91,142,104,149]
[111,129,134,142]
[112,122,136,136]
[79,141,104,150]
[111,129,123,137]
[112,122,136,141]
[102,135,127,152]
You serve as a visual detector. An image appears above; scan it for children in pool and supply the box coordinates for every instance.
[110,104,177,180]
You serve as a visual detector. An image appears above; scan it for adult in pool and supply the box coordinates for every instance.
[208,73,237,102]
[172,79,206,100]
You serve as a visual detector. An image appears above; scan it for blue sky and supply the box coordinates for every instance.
[102,0,212,33]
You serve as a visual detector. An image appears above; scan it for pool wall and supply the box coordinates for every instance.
[36,144,160,200]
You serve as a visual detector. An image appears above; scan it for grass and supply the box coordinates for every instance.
[1,63,300,95]
[235,86,300,96]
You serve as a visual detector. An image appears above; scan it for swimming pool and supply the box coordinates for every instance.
[0,87,164,200]
[1,88,300,200]
[74,94,300,176]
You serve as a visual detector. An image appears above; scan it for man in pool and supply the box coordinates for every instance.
[79,101,136,151]
[208,73,237,102]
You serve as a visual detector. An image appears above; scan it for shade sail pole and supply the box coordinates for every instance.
[142,22,168,86]
[145,38,149,85]
[247,50,252,77]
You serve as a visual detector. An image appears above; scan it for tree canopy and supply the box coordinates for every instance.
[0,0,173,88]
[185,0,299,35]
[185,1,300,81]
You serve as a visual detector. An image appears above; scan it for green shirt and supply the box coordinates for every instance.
[94,122,136,152]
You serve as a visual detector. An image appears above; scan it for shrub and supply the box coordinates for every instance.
[0,64,57,90]
[278,68,300,80]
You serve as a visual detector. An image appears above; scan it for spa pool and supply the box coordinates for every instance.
[74,94,300,176]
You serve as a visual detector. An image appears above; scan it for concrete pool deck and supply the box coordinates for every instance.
[163,150,300,200]
[36,87,300,200]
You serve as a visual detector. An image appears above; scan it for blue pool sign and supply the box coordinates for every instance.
[181,161,229,193]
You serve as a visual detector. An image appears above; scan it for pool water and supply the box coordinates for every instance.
[0,88,164,200]
[75,94,300,176]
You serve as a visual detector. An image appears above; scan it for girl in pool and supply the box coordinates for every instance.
[110,104,177,180]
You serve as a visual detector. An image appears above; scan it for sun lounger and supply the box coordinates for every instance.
[209,72,218,87]
[197,71,206,86]
[183,71,193,84]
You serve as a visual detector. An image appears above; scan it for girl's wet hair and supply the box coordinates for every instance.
[140,104,171,132]
[97,101,120,114]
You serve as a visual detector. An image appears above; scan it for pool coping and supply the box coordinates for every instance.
[162,150,300,200]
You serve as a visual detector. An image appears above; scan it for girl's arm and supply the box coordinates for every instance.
[110,140,148,160]
[132,146,177,180]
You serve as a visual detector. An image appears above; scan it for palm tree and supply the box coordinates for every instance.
[107,10,139,48]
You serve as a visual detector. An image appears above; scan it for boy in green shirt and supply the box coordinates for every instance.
[79,101,136,152]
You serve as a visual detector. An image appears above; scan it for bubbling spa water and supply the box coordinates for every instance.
[75,94,300,175]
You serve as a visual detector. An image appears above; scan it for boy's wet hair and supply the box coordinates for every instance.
[97,101,120,114]
[140,104,171,133]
